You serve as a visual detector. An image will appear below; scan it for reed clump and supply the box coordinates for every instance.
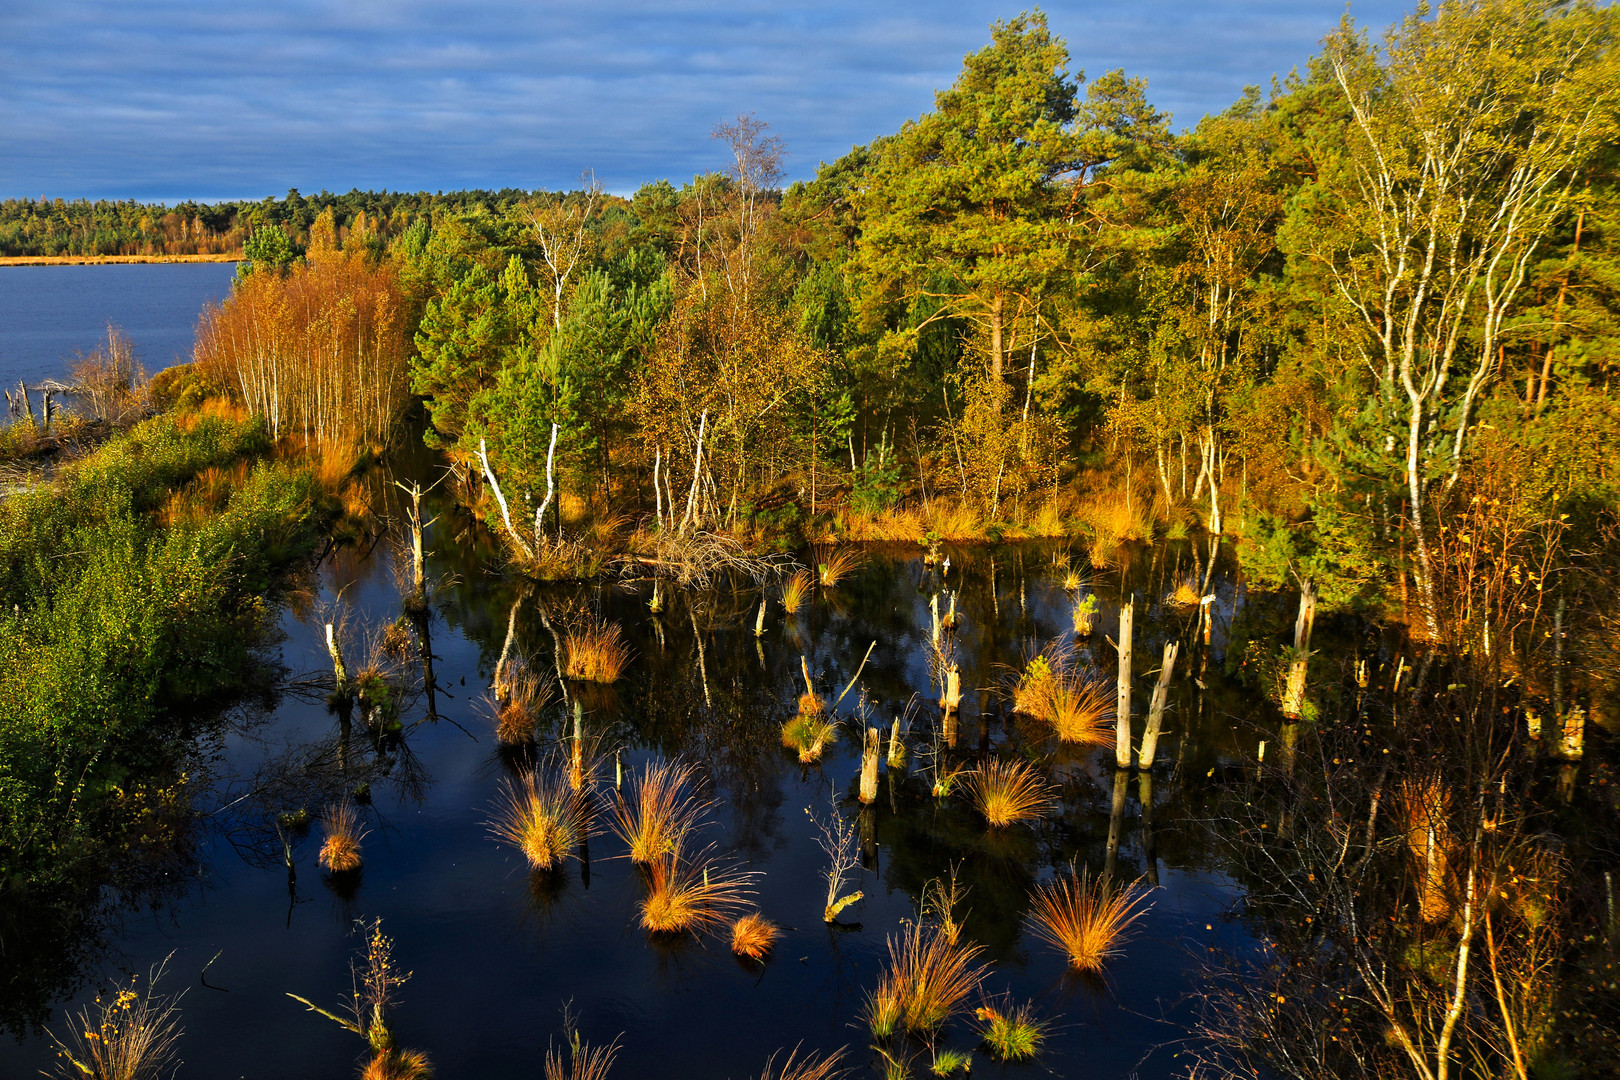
[864,920,987,1038]
[320,799,368,873]
[639,841,755,936]
[962,759,1055,828]
[730,912,780,961]
[543,1032,620,1080]
[562,620,631,683]
[361,1048,434,1080]
[490,770,589,873]
[816,545,864,587]
[1027,866,1152,972]
[781,569,812,615]
[974,1000,1046,1061]
[608,760,707,864]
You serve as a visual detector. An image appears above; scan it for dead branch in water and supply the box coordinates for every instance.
[612,530,794,588]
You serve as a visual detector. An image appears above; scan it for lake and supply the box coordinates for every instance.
[0,262,237,388]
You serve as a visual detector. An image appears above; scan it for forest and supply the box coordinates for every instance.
[3,2,1620,1079]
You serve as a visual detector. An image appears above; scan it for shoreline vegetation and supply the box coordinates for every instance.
[3,1,1620,1076]
[0,253,240,267]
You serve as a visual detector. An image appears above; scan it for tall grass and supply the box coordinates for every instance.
[1027,866,1152,971]
[608,760,707,864]
[320,800,368,873]
[639,841,756,936]
[962,759,1056,828]
[45,958,184,1080]
[491,770,589,873]
[562,620,631,683]
[864,920,987,1038]
[756,1047,847,1080]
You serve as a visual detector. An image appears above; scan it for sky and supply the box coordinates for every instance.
[0,0,1415,204]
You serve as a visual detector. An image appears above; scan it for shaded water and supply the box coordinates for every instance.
[0,489,1283,1077]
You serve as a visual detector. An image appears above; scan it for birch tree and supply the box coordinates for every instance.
[1294,0,1619,636]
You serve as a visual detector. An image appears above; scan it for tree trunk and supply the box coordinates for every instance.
[859,727,881,805]
[1116,599,1135,769]
[1141,640,1178,767]
[1282,578,1318,719]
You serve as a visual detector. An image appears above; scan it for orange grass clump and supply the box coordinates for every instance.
[1168,578,1201,609]
[319,800,369,873]
[361,1048,434,1080]
[638,841,755,936]
[562,620,631,683]
[962,759,1056,828]
[1027,866,1152,971]
[490,770,589,873]
[815,546,864,588]
[608,760,707,864]
[730,912,780,961]
[864,920,986,1038]
[781,569,812,615]
[1039,673,1116,745]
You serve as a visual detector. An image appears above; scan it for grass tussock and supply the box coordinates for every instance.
[543,1033,620,1080]
[319,799,368,873]
[756,1046,847,1080]
[864,920,987,1038]
[1027,866,1152,971]
[608,759,707,864]
[730,912,780,961]
[562,620,631,683]
[962,759,1056,828]
[974,999,1046,1061]
[1168,577,1201,608]
[639,841,756,936]
[361,1048,434,1080]
[781,713,838,763]
[816,545,864,587]
[490,770,589,873]
[493,669,556,745]
[781,569,812,615]
[1011,646,1114,745]
[45,959,183,1080]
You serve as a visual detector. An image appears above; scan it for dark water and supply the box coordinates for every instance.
[0,263,237,387]
[0,503,1273,1078]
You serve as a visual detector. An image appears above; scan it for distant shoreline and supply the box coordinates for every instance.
[0,254,241,267]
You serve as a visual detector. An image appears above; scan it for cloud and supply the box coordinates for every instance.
[0,0,1414,202]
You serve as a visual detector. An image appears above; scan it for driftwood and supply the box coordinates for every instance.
[612,530,792,588]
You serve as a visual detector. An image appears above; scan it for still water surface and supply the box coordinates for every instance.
[0,263,236,387]
[0,516,1266,1079]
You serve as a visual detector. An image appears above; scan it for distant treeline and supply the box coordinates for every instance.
[0,189,555,258]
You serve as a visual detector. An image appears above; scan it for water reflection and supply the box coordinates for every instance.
[2,516,1286,1078]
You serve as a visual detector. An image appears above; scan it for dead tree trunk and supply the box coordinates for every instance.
[1140,640,1179,768]
[1282,578,1318,720]
[859,727,881,805]
[1115,599,1135,769]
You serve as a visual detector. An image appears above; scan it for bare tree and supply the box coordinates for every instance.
[712,113,785,300]
[531,172,602,328]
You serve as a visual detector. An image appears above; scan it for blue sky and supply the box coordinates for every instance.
[0,1,1414,203]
